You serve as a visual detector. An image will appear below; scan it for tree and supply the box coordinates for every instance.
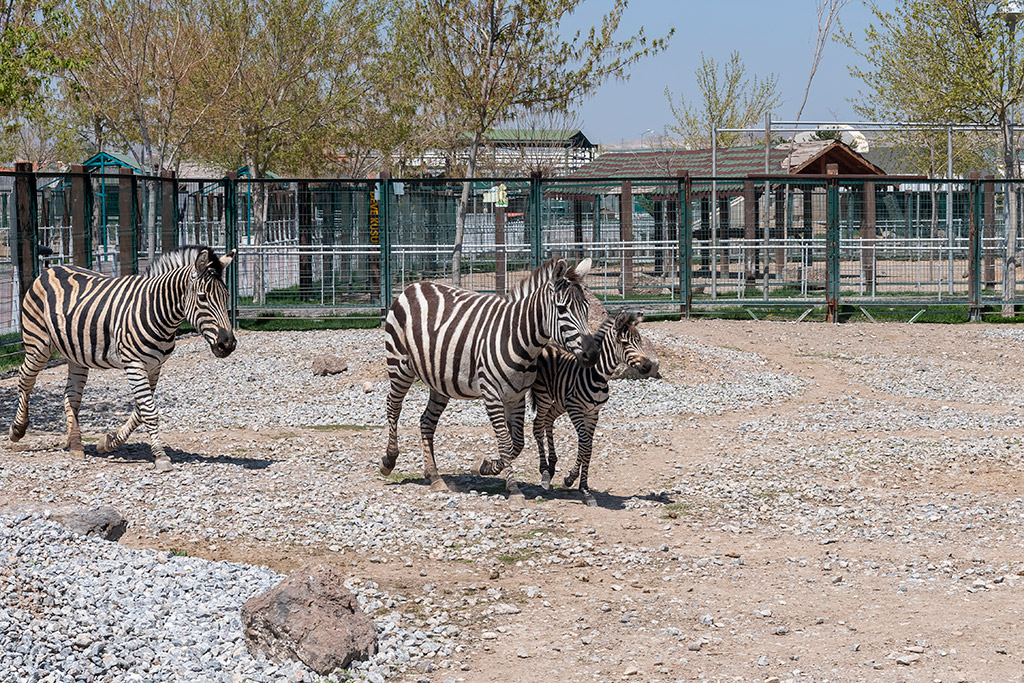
[66,0,226,258]
[405,0,673,285]
[839,0,1024,314]
[0,0,74,124]
[795,0,851,122]
[665,51,781,150]
[196,0,385,304]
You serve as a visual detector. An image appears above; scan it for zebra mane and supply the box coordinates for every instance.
[145,245,224,279]
[508,258,582,301]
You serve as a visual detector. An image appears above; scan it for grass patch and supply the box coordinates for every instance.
[237,314,380,332]
[497,549,538,564]
[660,501,691,519]
[311,423,381,432]
[170,548,188,557]
[383,470,422,483]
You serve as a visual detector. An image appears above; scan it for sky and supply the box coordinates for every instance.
[571,0,898,145]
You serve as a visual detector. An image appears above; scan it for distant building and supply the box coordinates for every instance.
[410,128,598,177]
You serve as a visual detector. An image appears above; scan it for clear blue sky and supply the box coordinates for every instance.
[572,0,898,144]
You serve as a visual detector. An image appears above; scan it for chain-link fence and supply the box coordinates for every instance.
[3,167,1023,361]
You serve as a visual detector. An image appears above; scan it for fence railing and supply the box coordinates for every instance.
[1,164,1019,358]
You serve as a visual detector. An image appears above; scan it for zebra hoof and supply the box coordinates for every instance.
[540,471,552,491]
[582,490,597,507]
[9,423,27,442]
[97,432,115,454]
[153,457,173,473]
[564,475,577,488]
[429,478,451,492]
[380,459,395,476]
[69,446,85,461]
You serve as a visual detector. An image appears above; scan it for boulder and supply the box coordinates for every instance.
[312,356,349,376]
[241,563,377,674]
[1,503,127,541]
[583,289,661,380]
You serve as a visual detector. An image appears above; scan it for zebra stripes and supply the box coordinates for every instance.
[8,246,236,471]
[383,257,598,497]
[531,311,653,506]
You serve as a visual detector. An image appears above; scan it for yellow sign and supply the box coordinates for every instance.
[369,196,380,244]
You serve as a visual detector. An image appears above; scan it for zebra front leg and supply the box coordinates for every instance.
[101,366,170,471]
[420,390,451,492]
[97,366,160,454]
[566,406,599,507]
[9,339,53,443]
[477,395,524,503]
[382,365,415,476]
[63,364,89,459]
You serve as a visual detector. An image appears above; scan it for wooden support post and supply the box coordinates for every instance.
[160,170,177,254]
[773,185,785,274]
[495,204,506,295]
[621,181,633,294]
[14,162,37,305]
[572,197,584,262]
[118,167,137,276]
[825,163,840,323]
[298,180,313,301]
[862,181,876,288]
[652,198,664,276]
[70,164,91,268]
[743,179,757,284]
[984,174,995,287]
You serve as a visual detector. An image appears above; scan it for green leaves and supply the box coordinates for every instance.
[664,51,781,149]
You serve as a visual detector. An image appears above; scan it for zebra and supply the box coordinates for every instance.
[382,257,599,499]
[8,245,237,472]
[530,310,653,506]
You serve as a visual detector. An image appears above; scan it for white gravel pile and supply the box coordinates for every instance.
[0,511,454,683]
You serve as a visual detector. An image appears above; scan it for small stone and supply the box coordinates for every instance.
[481,632,498,640]
[687,641,702,652]
[757,655,770,666]
[895,654,921,665]
[624,665,639,676]
[362,381,374,394]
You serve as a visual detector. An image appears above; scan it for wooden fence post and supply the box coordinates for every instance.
[621,180,633,294]
[118,167,137,275]
[14,162,37,305]
[298,180,312,302]
[70,164,91,268]
[160,170,177,253]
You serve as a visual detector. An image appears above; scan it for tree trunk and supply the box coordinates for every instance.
[453,132,482,287]
[1003,114,1017,317]
[249,157,267,306]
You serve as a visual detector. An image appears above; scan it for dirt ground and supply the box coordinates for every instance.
[5,319,1024,683]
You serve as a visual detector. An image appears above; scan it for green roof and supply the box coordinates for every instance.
[83,151,144,173]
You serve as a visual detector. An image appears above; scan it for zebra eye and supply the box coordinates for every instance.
[197,290,208,302]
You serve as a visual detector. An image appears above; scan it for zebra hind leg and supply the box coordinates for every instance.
[63,363,89,459]
[382,363,415,476]
[567,407,599,507]
[420,390,451,492]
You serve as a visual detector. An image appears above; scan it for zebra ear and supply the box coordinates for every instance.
[614,310,631,331]
[194,249,211,274]
[573,257,592,279]
[553,258,569,279]
[220,249,236,269]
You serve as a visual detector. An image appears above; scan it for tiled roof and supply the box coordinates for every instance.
[570,141,886,180]
[569,146,788,179]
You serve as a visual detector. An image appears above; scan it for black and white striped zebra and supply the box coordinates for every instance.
[382,257,598,499]
[8,246,237,471]
[531,311,653,506]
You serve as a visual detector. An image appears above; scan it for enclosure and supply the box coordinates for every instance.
[3,319,1024,681]
[3,163,1024,363]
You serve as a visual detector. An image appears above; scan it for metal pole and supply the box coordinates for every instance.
[947,124,954,295]
[711,125,718,299]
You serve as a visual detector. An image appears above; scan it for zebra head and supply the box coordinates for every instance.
[613,310,654,376]
[550,257,600,367]
[187,248,237,358]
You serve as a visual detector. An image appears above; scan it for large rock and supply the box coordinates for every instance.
[1,503,127,541]
[241,563,377,674]
[583,289,661,380]
[312,356,349,376]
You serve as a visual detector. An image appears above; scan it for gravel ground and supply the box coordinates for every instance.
[4,320,1024,682]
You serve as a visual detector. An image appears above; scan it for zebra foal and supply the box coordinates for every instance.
[383,257,598,499]
[531,310,653,506]
[9,246,237,471]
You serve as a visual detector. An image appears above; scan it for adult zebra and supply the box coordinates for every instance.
[530,310,653,506]
[383,257,598,498]
[8,246,237,472]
